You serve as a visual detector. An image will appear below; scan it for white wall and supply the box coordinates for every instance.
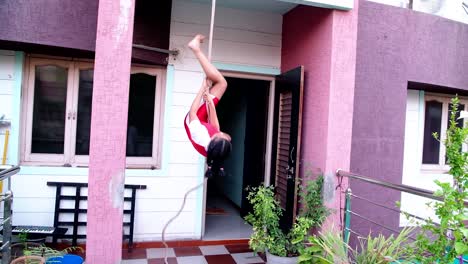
[367,0,410,8]
[11,0,283,242]
[367,0,468,24]
[0,50,15,165]
[400,90,452,226]
[414,0,468,24]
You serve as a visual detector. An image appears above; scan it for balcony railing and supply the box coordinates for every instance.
[0,165,20,264]
[336,169,468,263]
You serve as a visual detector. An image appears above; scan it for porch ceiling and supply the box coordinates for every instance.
[186,0,297,14]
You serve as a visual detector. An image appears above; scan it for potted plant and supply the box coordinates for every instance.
[10,255,46,264]
[299,175,329,230]
[298,227,415,264]
[245,176,329,263]
[298,228,350,264]
[11,243,83,264]
[11,233,84,264]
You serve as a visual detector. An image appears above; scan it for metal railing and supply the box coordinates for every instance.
[336,169,467,263]
[0,165,20,264]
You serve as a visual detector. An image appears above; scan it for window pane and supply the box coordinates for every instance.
[127,73,156,157]
[74,71,156,158]
[75,69,94,155]
[31,65,68,154]
[422,100,442,164]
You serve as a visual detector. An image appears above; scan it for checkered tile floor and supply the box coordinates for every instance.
[121,244,266,264]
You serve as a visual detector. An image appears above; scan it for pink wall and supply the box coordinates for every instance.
[282,6,333,174]
[282,2,359,226]
[86,0,136,262]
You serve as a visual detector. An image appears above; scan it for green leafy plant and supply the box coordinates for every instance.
[353,227,416,264]
[413,96,468,263]
[18,232,28,244]
[298,228,350,264]
[24,245,83,261]
[300,175,330,228]
[11,242,83,264]
[298,227,415,264]
[244,185,315,257]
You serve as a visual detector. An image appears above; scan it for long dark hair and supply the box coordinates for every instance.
[205,137,232,178]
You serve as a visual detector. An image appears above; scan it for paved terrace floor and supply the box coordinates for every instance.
[120,244,265,264]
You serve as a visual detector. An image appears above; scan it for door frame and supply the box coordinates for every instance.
[201,71,276,239]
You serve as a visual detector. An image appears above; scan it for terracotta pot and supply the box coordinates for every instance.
[11,255,45,264]
[266,251,298,264]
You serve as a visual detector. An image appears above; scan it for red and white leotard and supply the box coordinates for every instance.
[184,97,220,157]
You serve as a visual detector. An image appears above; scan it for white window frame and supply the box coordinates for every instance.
[21,56,166,169]
[421,93,468,173]
[22,58,75,166]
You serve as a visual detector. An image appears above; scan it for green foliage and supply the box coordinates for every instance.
[300,175,330,228]
[18,232,28,244]
[298,229,350,264]
[24,245,83,260]
[298,227,415,264]
[353,227,416,264]
[244,185,286,256]
[12,241,83,264]
[413,96,468,263]
[244,185,315,257]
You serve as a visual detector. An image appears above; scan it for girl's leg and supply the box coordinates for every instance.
[188,35,227,99]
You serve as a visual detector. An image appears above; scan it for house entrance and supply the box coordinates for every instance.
[203,76,271,240]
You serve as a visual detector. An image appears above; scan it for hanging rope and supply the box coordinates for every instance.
[207,0,216,62]
[162,180,205,264]
[162,1,217,264]
[205,0,217,115]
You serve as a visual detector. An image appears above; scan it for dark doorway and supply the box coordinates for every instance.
[204,77,270,240]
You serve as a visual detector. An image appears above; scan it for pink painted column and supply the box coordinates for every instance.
[86,0,135,263]
[282,1,359,229]
[324,3,359,227]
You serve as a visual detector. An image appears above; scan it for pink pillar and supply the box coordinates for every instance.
[323,3,359,227]
[282,2,359,228]
[86,0,135,263]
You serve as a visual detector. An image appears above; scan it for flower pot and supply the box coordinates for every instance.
[266,251,299,264]
[11,256,45,264]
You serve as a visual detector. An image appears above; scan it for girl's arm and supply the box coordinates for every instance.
[189,80,208,122]
[206,95,220,131]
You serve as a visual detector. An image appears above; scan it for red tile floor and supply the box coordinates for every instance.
[121,244,266,264]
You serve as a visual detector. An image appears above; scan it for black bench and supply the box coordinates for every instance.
[47,182,146,252]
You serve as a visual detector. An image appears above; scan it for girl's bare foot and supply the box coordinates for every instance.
[188,34,205,52]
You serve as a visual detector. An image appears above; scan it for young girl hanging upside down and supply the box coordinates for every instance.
[184,34,232,178]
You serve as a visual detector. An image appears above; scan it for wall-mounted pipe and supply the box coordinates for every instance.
[132,44,179,56]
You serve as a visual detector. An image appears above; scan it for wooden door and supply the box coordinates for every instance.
[270,66,304,231]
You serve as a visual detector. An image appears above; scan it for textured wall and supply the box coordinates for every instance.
[282,6,333,174]
[350,1,468,238]
[282,2,359,226]
[0,0,171,64]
